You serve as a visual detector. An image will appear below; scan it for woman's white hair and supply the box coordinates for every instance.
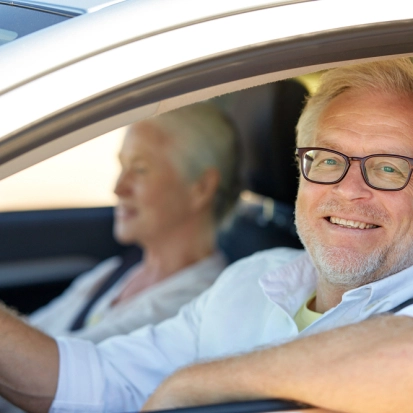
[296,57,413,146]
[147,102,241,225]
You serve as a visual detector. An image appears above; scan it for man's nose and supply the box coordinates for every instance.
[331,161,373,200]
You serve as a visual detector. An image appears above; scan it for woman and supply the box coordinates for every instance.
[28,102,240,343]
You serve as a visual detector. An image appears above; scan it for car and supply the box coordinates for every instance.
[0,1,413,412]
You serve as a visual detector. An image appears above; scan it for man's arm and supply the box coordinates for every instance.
[143,315,413,413]
[0,303,58,413]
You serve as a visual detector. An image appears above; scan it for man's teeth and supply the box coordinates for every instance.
[329,217,377,229]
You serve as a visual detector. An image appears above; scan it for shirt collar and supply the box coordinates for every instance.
[259,251,316,316]
[339,263,413,313]
[259,249,413,317]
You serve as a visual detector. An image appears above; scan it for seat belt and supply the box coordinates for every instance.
[69,246,142,331]
[387,298,413,314]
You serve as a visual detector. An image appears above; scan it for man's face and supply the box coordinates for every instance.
[113,122,195,246]
[296,89,413,288]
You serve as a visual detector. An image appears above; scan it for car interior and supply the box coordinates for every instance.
[0,78,307,315]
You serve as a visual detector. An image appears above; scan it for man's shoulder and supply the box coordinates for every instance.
[215,247,306,286]
[231,246,305,269]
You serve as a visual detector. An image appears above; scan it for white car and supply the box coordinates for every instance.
[0,1,412,411]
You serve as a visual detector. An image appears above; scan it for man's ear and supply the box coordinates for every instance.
[189,168,220,212]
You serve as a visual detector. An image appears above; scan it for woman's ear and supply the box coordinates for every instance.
[189,168,220,212]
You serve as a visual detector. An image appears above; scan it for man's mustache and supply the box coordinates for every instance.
[313,200,391,225]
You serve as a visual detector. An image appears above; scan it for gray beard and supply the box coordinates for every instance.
[306,242,387,288]
[296,216,413,289]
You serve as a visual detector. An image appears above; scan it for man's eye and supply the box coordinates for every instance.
[315,157,338,167]
[374,163,401,175]
[382,166,396,173]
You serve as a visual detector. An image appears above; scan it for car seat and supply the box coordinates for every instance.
[216,79,308,263]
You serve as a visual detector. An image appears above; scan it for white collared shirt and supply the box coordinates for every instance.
[51,247,413,413]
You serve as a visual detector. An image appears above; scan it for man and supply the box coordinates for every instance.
[142,58,413,412]
[1,58,413,413]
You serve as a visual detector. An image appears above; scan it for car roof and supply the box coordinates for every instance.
[1,0,410,95]
[0,0,316,96]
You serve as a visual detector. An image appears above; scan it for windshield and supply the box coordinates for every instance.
[0,3,70,45]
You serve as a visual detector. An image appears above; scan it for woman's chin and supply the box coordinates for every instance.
[113,225,137,245]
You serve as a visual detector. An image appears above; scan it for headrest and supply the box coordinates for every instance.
[220,79,308,206]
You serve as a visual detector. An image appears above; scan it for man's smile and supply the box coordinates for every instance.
[328,216,379,229]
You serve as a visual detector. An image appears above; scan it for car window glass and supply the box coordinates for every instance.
[0,128,125,212]
[0,4,70,45]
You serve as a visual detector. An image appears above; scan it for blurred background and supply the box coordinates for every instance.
[0,128,125,212]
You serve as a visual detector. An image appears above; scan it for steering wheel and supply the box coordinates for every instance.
[145,398,313,412]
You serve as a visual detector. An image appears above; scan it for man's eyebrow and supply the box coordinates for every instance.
[315,139,412,156]
[312,139,345,152]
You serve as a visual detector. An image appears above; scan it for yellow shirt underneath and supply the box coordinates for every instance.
[294,291,322,332]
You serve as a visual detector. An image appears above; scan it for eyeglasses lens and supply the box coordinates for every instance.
[364,156,410,190]
[302,149,346,183]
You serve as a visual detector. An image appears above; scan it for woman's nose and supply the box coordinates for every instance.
[114,171,131,196]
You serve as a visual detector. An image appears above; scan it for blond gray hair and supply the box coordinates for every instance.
[296,58,413,146]
[146,102,240,225]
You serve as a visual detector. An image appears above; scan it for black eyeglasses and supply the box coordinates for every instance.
[295,147,413,191]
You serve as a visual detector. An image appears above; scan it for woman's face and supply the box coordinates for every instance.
[113,122,197,246]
